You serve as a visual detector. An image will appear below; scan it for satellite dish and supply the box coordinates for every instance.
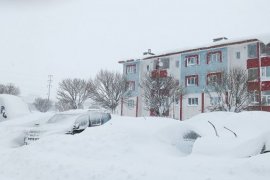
[158,61,163,67]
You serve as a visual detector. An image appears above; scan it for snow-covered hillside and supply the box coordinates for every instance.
[0,111,270,180]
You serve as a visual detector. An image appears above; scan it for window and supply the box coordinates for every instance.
[154,58,170,69]
[210,97,221,105]
[250,91,259,104]
[188,98,198,106]
[127,100,135,108]
[261,91,270,105]
[209,75,217,82]
[248,68,258,81]
[236,52,241,59]
[248,44,258,58]
[186,75,198,86]
[126,81,135,91]
[207,51,222,64]
[146,65,150,71]
[261,66,270,80]
[160,58,170,69]
[175,60,179,68]
[185,55,199,66]
[261,95,270,105]
[126,64,136,74]
[207,73,221,85]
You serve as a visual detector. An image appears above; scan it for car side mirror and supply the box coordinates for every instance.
[1,106,7,118]
[2,112,7,118]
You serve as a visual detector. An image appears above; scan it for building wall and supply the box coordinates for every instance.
[181,47,228,94]
[138,55,181,118]
[123,60,141,97]
[121,96,138,117]
[120,39,270,119]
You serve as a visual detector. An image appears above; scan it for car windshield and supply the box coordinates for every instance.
[47,114,80,124]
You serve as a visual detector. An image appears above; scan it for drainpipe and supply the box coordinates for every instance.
[258,42,262,111]
[120,98,123,116]
[136,96,139,117]
[201,91,205,113]
[180,94,183,121]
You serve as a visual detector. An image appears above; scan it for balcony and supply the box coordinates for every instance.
[248,82,260,91]
[247,56,270,68]
[261,81,270,91]
[151,69,168,78]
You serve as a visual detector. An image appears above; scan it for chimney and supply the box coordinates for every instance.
[213,37,228,42]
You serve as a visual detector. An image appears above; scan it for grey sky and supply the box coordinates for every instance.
[0,0,270,100]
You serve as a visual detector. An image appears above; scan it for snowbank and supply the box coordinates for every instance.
[0,94,30,120]
[0,112,270,180]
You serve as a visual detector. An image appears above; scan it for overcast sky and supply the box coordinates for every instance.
[0,0,270,101]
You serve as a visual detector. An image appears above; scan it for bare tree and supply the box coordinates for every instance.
[33,98,52,112]
[89,70,127,113]
[0,84,5,94]
[55,99,74,112]
[140,73,184,117]
[206,68,251,112]
[0,83,20,96]
[57,78,92,110]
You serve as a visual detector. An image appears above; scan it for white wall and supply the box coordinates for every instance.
[227,43,249,70]
[182,93,202,120]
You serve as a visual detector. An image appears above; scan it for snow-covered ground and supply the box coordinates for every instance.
[0,111,270,180]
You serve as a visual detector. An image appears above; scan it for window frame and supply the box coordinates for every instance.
[186,75,199,86]
[127,99,135,108]
[261,66,270,80]
[185,55,199,67]
[188,98,199,106]
[207,72,222,85]
[207,51,222,64]
[126,81,135,91]
[126,64,136,74]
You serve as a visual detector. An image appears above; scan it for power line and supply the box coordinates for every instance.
[47,75,53,101]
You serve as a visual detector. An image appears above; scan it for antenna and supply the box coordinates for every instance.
[47,75,53,101]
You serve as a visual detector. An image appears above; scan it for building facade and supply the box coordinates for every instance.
[118,36,270,120]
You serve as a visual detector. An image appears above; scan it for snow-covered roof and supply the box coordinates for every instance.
[118,34,270,63]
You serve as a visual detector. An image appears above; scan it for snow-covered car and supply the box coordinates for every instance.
[24,110,111,145]
[88,110,111,126]
[0,94,30,121]
[24,123,41,145]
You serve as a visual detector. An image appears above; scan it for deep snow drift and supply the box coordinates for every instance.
[0,111,270,180]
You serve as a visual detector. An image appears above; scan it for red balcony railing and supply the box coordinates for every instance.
[151,69,168,78]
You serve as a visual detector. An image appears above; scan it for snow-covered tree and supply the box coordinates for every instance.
[33,98,52,112]
[0,83,20,96]
[140,73,184,117]
[206,68,251,112]
[57,78,92,110]
[89,70,127,113]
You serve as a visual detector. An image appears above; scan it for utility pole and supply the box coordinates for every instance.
[47,75,53,101]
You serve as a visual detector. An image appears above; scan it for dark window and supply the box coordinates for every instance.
[176,60,179,68]
[154,58,170,69]
[146,65,150,71]
[248,44,258,58]
[248,68,258,81]
[236,52,241,59]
